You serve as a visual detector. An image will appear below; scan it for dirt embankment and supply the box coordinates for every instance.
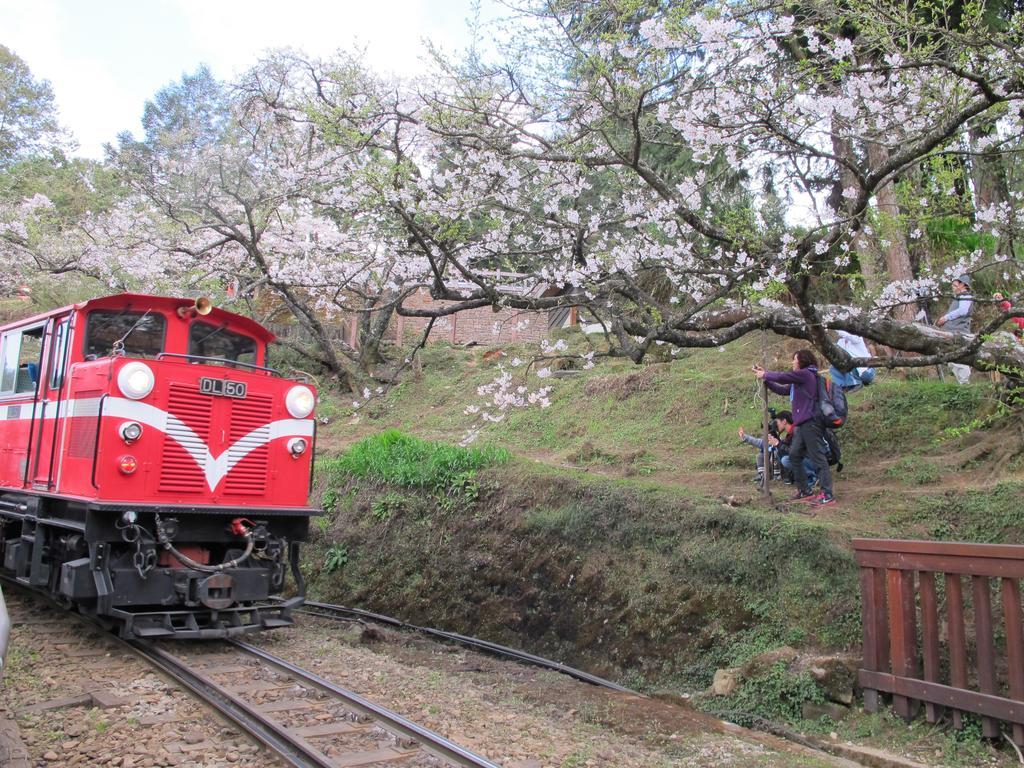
[306,465,860,690]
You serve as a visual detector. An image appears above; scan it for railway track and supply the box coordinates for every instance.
[131,638,502,768]
[2,580,500,768]
[299,600,638,695]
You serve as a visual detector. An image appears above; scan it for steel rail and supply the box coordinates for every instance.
[300,600,639,695]
[233,640,502,768]
[126,639,336,768]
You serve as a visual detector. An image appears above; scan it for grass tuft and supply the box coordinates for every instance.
[323,429,509,492]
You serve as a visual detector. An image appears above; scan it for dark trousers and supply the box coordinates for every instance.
[790,418,832,495]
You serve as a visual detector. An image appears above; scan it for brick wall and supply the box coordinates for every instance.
[397,288,550,346]
[269,287,555,350]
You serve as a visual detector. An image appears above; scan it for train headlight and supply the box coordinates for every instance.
[117,362,155,400]
[287,437,308,457]
[119,421,143,443]
[285,385,315,418]
[118,455,138,475]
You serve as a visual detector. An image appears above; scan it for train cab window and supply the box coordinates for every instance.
[85,311,166,359]
[0,325,44,394]
[188,321,257,366]
[49,319,70,389]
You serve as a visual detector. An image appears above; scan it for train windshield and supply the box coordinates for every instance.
[188,321,257,366]
[85,311,166,359]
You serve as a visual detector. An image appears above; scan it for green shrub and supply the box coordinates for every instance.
[372,491,406,521]
[699,661,825,727]
[324,429,509,493]
[324,543,348,573]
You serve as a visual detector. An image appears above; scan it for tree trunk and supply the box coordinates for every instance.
[969,122,1013,258]
[867,141,916,322]
[356,293,399,373]
[831,132,879,294]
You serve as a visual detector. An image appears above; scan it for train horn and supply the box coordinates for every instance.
[177,297,214,318]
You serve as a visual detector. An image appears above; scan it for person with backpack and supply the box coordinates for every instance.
[754,349,835,505]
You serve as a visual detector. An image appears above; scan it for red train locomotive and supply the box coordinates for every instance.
[0,294,318,638]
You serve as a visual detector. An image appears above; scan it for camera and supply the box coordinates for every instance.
[760,408,781,440]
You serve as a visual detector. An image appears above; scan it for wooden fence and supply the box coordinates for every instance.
[854,538,1024,744]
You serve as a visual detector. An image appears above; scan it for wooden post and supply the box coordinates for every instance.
[860,565,889,713]
[760,334,772,499]
[1002,578,1024,746]
[760,379,771,498]
[887,568,918,721]
[919,572,941,723]
[946,574,967,731]
[973,576,1000,738]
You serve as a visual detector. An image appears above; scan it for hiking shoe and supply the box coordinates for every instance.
[790,489,816,501]
[753,474,765,484]
[812,492,836,506]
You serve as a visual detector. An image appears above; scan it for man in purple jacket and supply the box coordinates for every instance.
[753,349,835,505]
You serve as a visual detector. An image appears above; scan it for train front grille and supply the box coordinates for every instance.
[157,382,273,495]
[224,393,272,495]
[159,383,213,493]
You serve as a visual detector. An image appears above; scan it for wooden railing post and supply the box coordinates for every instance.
[945,573,968,732]
[974,576,1000,738]
[887,568,918,721]
[919,572,940,724]
[1003,578,1024,745]
[859,565,888,713]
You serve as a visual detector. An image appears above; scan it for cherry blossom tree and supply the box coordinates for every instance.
[7,0,1024,386]
[311,0,1024,375]
[101,60,437,385]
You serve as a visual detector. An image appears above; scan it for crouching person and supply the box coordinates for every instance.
[754,350,835,505]
[740,410,814,486]
[770,410,817,485]
[738,425,781,484]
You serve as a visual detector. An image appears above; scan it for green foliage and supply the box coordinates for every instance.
[0,44,64,166]
[324,543,349,574]
[321,488,340,514]
[325,429,509,493]
[372,491,407,521]
[699,662,824,727]
[925,215,997,260]
[842,379,983,461]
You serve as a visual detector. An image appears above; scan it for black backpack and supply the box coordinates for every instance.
[823,429,843,472]
[816,371,848,429]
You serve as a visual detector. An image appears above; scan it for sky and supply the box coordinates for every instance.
[0,0,495,159]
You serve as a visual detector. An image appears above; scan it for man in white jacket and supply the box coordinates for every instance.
[936,274,974,385]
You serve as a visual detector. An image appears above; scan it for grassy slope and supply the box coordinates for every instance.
[318,329,1024,541]
[304,332,1024,763]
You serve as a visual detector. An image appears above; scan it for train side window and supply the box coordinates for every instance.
[0,332,19,393]
[49,319,70,389]
[0,326,44,394]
